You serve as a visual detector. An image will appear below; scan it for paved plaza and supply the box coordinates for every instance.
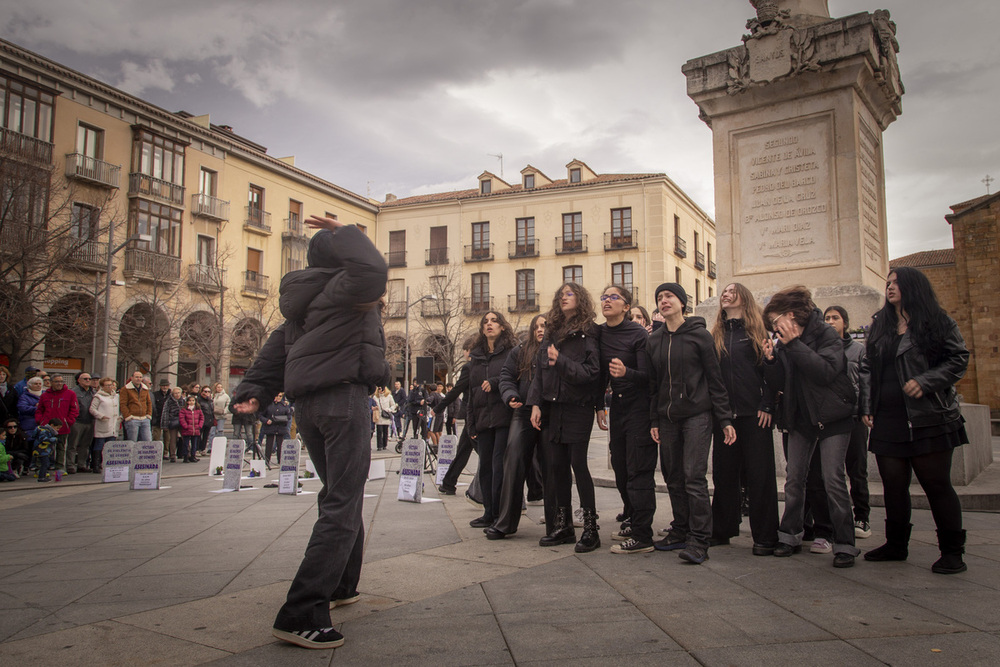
[2,433,1000,666]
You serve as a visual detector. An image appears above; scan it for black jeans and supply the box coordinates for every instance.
[440,427,475,491]
[273,384,370,631]
[845,420,870,523]
[376,424,390,450]
[711,416,779,546]
[474,426,509,523]
[659,412,713,549]
[610,396,657,544]
[494,412,549,534]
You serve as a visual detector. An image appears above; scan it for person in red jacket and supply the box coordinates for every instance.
[178,395,204,463]
[35,374,79,472]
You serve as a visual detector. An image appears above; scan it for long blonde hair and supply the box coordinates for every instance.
[712,283,769,362]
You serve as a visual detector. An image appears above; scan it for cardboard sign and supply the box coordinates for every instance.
[279,439,301,495]
[222,438,245,491]
[207,436,228,477]
[397,438,425,503]
[368,459,386,481]
[102,440,133,483]
[130,441,163,490]
[435,434,458,486]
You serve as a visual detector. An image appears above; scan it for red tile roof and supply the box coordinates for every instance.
[381,172,665,207]
[889,249,956,269]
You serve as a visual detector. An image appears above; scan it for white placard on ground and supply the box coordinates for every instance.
[249,459,267,478]
[397,438,426,503]
[368,459,386,481]
[207,436,228,477]
[130,441,163,490]
[222,439,245,491]
[279,439,301,495]
[435,434,458,486]
[102,441,133,483]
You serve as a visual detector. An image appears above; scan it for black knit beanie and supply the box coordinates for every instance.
[654,282,688,309]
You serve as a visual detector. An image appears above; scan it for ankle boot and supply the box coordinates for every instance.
[574,508,601,553]
[864,520,911,562]
[539,506,576,547]
[932,529,967,574]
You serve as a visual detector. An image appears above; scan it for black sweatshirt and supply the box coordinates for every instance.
[598,319,650,402]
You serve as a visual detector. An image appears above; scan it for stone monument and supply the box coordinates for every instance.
[684,0,903,324]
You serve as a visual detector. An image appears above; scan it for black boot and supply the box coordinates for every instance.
[574,508,601,553]
[932,529,967,574]
[864,520,911,562]
[539,507,576,547]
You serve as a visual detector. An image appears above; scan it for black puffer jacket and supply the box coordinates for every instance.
[645,316,732,427]
[763,308,854,433]
[526,327,601,408]
[466,342,513,433]
[718,317,774,418]
[858,316,968,428]
[233,225,390,406]
[260,400,294,435]
[159,395,184,430]
[435,364,469,420]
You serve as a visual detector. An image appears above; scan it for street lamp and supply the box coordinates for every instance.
[97,227,151,377]
[403,285,436,390]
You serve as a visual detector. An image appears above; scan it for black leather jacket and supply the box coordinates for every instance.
[858,316,968,429]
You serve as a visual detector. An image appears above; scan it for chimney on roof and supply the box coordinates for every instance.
[384,193,397,203]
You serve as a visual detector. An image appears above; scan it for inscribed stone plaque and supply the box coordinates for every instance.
[397,438,425,503]
[222,438,245,491]
[279,438,300,495]
[102,440,133,483]
[858,116,884,274]
[130,441,163,490]
[732,113,837,274]
[435,434,458,486]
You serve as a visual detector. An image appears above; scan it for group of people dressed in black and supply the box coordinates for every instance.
[433,267,970,574]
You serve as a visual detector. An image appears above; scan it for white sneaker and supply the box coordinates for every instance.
[573,508,584,528]
[810,538,832,554]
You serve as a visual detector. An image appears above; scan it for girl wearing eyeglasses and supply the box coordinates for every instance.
[596,285,657,554]
[528,283,601,552]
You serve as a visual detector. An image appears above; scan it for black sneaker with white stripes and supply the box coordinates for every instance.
[610,538,654,554]
[611,522,632,541]
[272,626,345,649]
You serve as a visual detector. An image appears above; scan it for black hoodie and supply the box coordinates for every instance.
[644,316,732,427]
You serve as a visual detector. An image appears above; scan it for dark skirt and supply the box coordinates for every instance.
[869,418,968,458]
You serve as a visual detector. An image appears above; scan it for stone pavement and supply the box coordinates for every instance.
[2,436,1000,665]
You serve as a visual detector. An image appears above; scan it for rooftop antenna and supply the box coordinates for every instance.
[983,174,994,195]
[487,152,504,179]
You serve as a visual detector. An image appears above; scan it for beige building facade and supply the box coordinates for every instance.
[0,38,377,390]
[377,160,718,382]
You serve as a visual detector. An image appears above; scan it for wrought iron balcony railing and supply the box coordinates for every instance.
[128,173,185,206]
[244,207,272,233]
[385,250,407,268]
[674,235,687,258]
[464,243,494,263]
[123,248,181,281]
[508,239,539,259]
[188,263,227,292]
[0,127,53,164]
[191,193,230,221]
[555,234,587,255]
[508,293,540,313]
[242,270,270,295]
[463,297,495,315]
[65,153,120,188]
[604,231,638,251]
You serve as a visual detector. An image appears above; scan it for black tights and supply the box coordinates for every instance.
[546,439,595,508]
[876,450,963,531]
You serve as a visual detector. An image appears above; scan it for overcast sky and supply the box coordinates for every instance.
[4,0,996,258]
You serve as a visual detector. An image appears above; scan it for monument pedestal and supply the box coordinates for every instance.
[684,4,903,326]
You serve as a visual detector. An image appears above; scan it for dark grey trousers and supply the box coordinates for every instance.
[273,384,370,630]
[658,411,713,549]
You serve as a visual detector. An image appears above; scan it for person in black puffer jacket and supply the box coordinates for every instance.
[763,286,859,568]
[709,283,779,555]
[464,311,516,529]
[645,283,735,565]
[434,336,476,496]
[528,283,602,553]
[232,216,389,650]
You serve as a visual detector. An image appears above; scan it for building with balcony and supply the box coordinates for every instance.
[376,159,718,381]
[0,38,377,390]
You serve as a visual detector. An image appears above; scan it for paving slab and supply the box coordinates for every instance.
[1,620,230,665]
[692,639,886,666]
[359,552,520,602]
[850,631,1000,666]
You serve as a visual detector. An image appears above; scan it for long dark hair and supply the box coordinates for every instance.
[867,267,951,362]
[545,282,596,344]
[471,310,517,355]
[518,314,546,380]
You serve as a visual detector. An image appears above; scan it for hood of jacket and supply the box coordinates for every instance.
[279,267,340,323]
